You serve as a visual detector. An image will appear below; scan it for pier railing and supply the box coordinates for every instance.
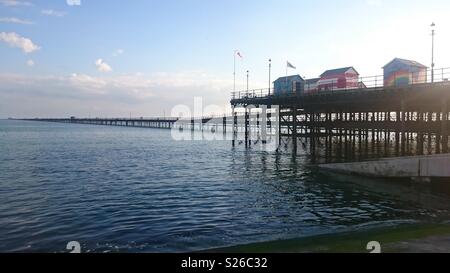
[231,88,272,100]
[103,113,257,121]
[231,66,450,100]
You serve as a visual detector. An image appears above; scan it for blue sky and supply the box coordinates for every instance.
[1,0,449,118]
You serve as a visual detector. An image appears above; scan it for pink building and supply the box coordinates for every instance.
[317,67,359,91]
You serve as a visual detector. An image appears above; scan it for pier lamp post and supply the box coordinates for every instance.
[431,22,436,83]
[246,70,249,92]
[268,59,272,95]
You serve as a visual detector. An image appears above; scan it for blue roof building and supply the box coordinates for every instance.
[273,75,305,96]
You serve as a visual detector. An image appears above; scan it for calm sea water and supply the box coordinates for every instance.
[2,120,450,252]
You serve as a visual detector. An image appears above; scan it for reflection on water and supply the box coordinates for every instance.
[1,120,450,252]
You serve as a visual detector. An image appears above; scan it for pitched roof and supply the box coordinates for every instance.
[320,67,359,77]
[305,78,320,84]
[273,75,304,83]
[383,58,428,69]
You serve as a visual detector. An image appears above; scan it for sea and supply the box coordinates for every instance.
[1,120,450,252]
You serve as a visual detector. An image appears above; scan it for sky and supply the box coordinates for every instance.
[0,0,449,118]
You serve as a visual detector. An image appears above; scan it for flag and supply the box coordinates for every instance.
[236,51,243,59]
[287,61,296,69]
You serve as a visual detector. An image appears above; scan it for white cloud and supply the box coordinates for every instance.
[0,0,32,7]
[70,73,108,94]
[95,59,113,72]
[113,49,124,57]
[0,17,34,25]
[66,0,81,6]
[26,60,34,67]
[41,9,67,17]
[0,32,40,53]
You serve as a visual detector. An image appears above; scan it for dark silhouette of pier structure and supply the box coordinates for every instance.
[231,68,450,163]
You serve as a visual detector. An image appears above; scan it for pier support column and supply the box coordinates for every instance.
[351,113,356,159]
[261,106,267,144]
[278,107,282,149]
[245,106,249,147]
[310,112,316,161]
[417,111,424,155]
[222,115,227,135]
[255,111,260,143]
[292,106,297,152]
[247,106,252,146]
[436,112,442,154]
[406,112,411,155]
[442,101,448,153]
[427,112,432,154]
[232,107,237,146]
[401,101,406,156]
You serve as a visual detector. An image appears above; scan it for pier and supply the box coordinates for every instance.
[231,67,450,166]
[24,116,234,133]
[22,67,450,177]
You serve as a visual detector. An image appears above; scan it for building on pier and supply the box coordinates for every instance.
[383,58,427,87]
[304,78,320,94]
[273,75,304,96]
[317,67,359,91]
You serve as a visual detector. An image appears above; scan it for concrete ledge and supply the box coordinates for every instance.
[318,154,450,178]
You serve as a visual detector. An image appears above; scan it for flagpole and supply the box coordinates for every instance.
[286,61,296,93]
[268,59,272,95]
[233,50,236,94]
[286,61,288,93]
